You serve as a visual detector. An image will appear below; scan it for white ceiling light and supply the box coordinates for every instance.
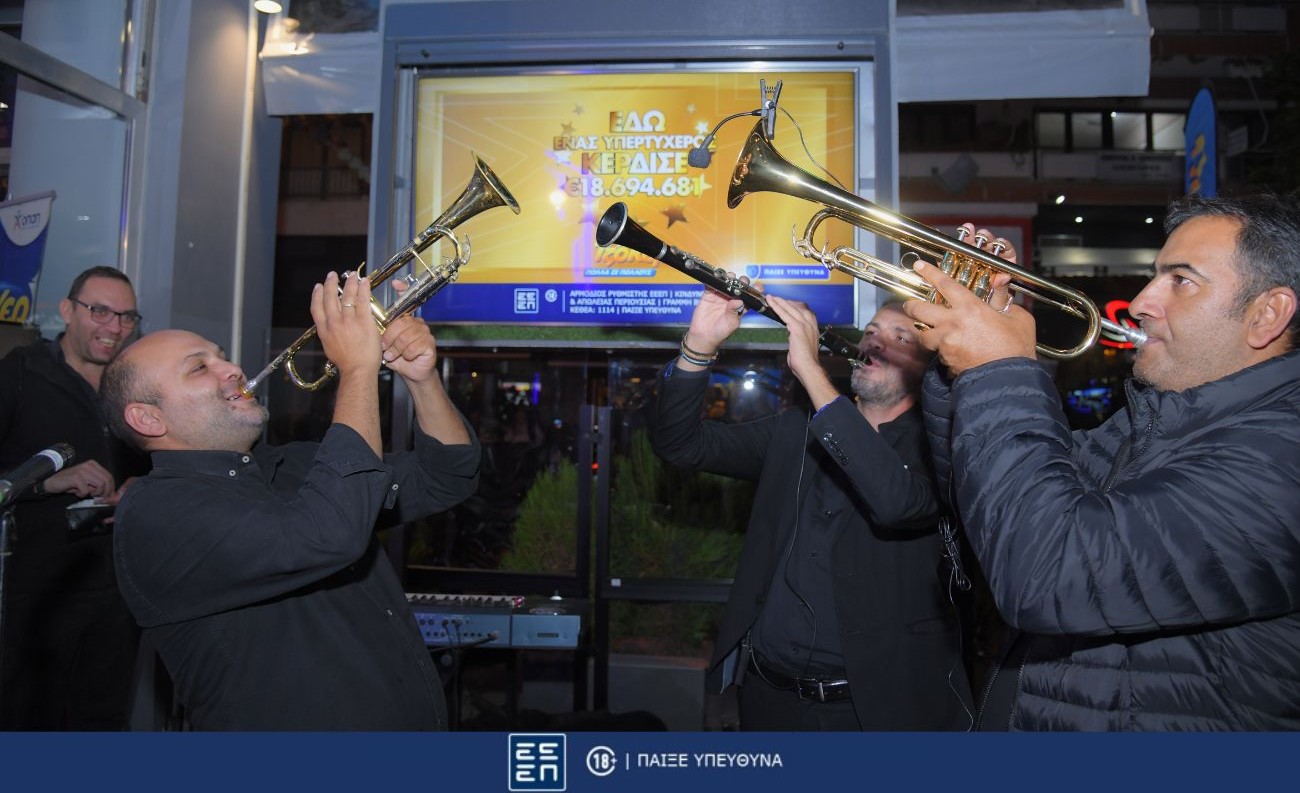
[253,0,283,13]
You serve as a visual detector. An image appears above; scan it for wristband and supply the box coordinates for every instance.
[680,333,719,365]
[678,348,716,367]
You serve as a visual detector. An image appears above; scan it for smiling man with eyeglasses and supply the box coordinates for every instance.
[0,265,150,730]
[67,298,142,330]
[59,270,142,370]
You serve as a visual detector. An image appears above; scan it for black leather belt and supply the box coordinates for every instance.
[749,653,852,703]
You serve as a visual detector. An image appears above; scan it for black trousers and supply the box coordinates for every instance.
[0,587,140,730]
[737,672,861,731]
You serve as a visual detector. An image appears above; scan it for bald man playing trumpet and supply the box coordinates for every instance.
[101,271,480,730]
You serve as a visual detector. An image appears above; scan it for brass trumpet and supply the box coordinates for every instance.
[242,155,520,397]
[727,122,1146,358]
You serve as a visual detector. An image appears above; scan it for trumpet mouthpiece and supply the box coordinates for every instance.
[1101,318,1146,348]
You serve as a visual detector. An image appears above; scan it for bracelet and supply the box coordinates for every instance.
[680,333,719,365]
[678,348,716,367]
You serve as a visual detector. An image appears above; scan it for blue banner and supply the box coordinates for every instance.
[0,731,1295,792]
[1185,87,1216,197]
[419,281,857,327]
[0,191,56,325]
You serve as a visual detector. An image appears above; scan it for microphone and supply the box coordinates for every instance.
[687,109,761,169]
[686,141,715,169]
[0,443,76,506]
[686,79,784,169]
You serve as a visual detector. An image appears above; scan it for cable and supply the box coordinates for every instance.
[940,521,976,731]
[779,413,818,681]
[687,109,762,168]
[782,107,850,193]
[939,516,972,593]
[747,414,816,695]
[946,573,975,731]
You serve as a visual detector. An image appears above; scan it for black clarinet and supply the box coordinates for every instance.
[595,202,864,365]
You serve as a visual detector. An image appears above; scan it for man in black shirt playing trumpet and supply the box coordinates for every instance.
[100,272,479,730]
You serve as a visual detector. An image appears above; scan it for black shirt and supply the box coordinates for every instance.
[750,399,929,677]
[656,362,971,729]
[113,422,480,730]
[0,337,150,593]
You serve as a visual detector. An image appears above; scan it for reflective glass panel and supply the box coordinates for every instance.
[1112,112,1147,150]
[1151,112,1186,151]
[1036,112,1066,148]
[1071,112,1103,149]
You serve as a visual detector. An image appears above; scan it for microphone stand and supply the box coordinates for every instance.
[0,505,15,712]
[437,632,499,730]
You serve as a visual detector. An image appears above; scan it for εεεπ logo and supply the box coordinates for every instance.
[508,733,565,791]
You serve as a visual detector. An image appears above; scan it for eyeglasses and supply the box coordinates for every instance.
[70,298,142,328]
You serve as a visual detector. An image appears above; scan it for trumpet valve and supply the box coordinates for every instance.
[939,251,958,277]
[973,232,989,249]
[989,238,1008,257]
[972,270,993,302]
[954,226,970,242]
[954,259,976,289]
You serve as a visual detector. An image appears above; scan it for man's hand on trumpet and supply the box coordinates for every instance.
[312,271,381,381]
[382,278,440,385]
[381,315,439,384]
[902,226,1037,377]
[311,271,383,455]
[382,277,469,446]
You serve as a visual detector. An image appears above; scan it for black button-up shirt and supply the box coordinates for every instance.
[114,423,479,730]
[751,399,929,677]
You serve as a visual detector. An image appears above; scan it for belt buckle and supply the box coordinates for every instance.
[795,678,828,703]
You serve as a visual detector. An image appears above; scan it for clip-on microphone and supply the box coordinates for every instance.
[686,78,784,169]
[759,78,782,139]
[687,110,760,169]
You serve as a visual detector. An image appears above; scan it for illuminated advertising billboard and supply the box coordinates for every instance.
[412,69,861,326]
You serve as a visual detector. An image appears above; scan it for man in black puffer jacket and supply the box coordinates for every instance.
[906,192,1300,730]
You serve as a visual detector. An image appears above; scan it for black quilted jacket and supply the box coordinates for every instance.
[924,352,1300,731]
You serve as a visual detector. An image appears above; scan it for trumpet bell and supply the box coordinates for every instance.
[726,122,1144,358]
[358,153,521,327]
[242,155,520,396]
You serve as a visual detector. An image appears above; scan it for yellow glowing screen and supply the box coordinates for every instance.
[413,70,860,325]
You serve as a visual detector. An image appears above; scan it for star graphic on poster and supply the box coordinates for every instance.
[695,120,710,136]
[686,103,696,114]
[573,104,584,115]
[553,150,573,164]
[579,202,599,225]
[696,173,711,194]
[662,205,688,228]
[561,121,576,136]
